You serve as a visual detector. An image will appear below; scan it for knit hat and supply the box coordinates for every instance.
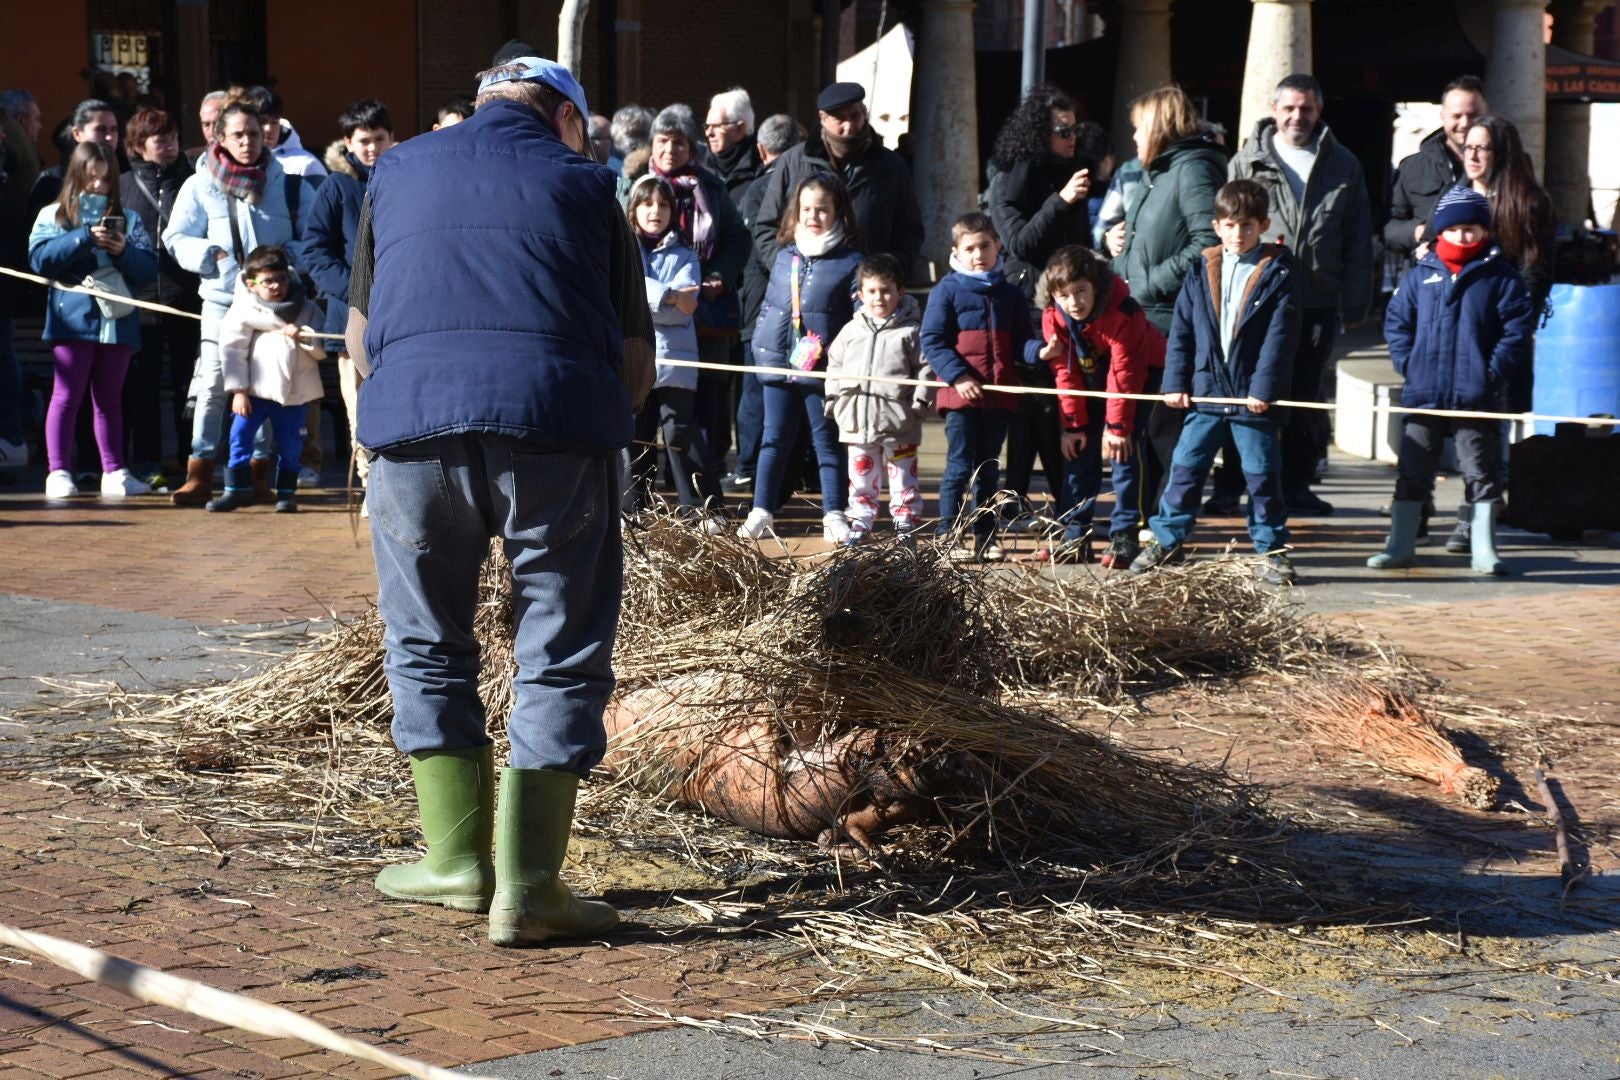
[1430,185,1492,234]
[651,103,702,150]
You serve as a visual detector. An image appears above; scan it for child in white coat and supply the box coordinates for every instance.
[824,254,931,543]
[208,245,326,512]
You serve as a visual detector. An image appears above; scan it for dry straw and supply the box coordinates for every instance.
[21,511,1501,986]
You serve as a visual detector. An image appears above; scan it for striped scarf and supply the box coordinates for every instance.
[206,143,270,203]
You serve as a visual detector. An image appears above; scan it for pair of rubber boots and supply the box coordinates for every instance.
[374,746,618,947]
[1369,499,1507,575]
[207,463,298,512]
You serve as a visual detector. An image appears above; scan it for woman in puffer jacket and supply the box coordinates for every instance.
[28,141,158,500]
[161,98,304,505]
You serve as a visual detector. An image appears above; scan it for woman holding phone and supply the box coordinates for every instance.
[28,141,158,499]
[985,84,1094,531]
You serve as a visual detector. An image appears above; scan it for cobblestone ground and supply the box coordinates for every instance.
[1,442,1616,1077]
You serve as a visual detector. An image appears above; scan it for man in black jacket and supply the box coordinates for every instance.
[1385,75,1487,258]
[705,88,760,197]
[752,83,924,278]
[1228,74,1373,516]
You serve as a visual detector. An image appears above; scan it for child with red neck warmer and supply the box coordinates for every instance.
[1373,185,1533,576]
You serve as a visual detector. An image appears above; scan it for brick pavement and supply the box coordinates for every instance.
[2,469,1619,1076]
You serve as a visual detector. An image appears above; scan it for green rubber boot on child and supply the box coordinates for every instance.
[1368,499,1423,569]
[374,745,496,912]
[1470,500,1509,576]
[488,767,620,947]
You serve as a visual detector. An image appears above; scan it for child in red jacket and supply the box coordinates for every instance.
[1037,245,1166,566]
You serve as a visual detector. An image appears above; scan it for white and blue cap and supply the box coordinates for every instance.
[478,56,590,123]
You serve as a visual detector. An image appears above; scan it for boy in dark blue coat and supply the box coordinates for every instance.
[1130,179,1302,584]
[303,98,394,491]
[920,211,1040,561]
[1371,185,1532,576]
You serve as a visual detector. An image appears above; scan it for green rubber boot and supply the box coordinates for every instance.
[1367,499,1423,569]
[488,767,619,947]
[374,745,496,912]
[1470,500,1510,576]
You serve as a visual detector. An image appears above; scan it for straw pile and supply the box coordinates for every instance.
[23,508,1505,975]
[1293,670,1500,809]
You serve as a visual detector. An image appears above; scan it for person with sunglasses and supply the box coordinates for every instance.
[984,84,1097,535]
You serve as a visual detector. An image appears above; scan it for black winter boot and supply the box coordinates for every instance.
[206,466,256,512]
[274,467,299,513]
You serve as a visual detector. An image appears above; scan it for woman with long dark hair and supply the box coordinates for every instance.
[1440,113,1556,551]
[28,141,158,498]
[1462,115,1555,324]
[986,84,1093,532]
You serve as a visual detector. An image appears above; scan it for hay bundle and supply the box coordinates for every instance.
[985,558,1312,703]
[1294,672,1499,809]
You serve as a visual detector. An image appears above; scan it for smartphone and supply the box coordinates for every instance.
[101,214,125,237]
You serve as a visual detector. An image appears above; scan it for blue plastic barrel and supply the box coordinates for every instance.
[1534,282,1620,435]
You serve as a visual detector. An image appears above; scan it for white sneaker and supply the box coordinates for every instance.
[100,469,151,497]
[0,438,27,469]
[822,511,851,544]
[44,470,79,500]
[737,507,773,539]
[701,514,727,537]
[297,466,321,488]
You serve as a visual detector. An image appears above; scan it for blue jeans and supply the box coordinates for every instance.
[0,316,24,445]
[227,398,304,471]
[189,300,229,459]
[735,369,763,478]
[1150,410,1289,554]
[754,380,843,514]
[938,407,1011,543]
[369,433,622,775]
[1056,425,1103,541]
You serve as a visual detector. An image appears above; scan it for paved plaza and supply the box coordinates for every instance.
[1,430,1617,1078]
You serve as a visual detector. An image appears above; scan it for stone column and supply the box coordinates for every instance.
[1485,0,1551,177]
[911,0,979,280]
[1547,0,1613,225]
[1110,0,1174,155]
[1237,0,1313,150]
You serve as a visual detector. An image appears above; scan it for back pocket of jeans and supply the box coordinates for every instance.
[371,456,455,550]
[509,451,603,549]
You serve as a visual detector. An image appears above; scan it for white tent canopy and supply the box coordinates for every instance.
[836,23,914,150]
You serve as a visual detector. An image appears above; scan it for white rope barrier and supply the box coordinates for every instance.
[655,358,1619,428]
[0,921,498,1080]
[5,264,1615,428]
[0,265,346,340]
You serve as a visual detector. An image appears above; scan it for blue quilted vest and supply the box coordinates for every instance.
[357,99,630,453]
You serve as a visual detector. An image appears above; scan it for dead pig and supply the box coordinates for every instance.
[602,677,974,855]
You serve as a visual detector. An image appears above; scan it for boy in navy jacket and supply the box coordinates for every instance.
[1130,179,1302,584]
[1370,185,1532,576]
[303,98,394,493]
[920,212,1040,561]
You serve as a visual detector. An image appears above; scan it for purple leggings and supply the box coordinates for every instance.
[47,342,132,474]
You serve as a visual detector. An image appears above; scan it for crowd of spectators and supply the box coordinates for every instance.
[0,60,1559,577]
